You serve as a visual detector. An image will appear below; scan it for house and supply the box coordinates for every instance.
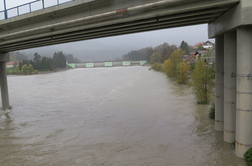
[183,55,190,61]
[186,51,201,64]
[193,42,205,49]
[6,61,19,68]
[203,41,215,49]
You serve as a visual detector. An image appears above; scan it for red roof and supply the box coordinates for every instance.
[186,53,195,61]
[6,61,19,65]
[193,42,205,47]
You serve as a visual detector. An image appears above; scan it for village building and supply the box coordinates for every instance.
[193,42,205,49]
[183,55,190,61]
[203,41,215,49]
[6,61,19,68]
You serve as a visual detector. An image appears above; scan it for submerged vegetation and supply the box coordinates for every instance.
[190,56,215,104]
[244,148,252,166]
[208,102,215,119]
[150,41,215,106]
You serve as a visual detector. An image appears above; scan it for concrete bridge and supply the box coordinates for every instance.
[68,61,147,68]
[0,0,252,158]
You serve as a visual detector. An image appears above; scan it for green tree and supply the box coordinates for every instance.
[150,52,160,64]
[14,66,20,74]
[19,61,22,70]
[190,56,215,104]
[28,64,34,73]
[180,41,190,55]
[21,64,28,74]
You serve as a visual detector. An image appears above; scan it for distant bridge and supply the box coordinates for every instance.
[68,61,147,68]
[1,0,252,159]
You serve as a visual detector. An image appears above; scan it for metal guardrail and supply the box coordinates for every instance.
[0,0,75,20]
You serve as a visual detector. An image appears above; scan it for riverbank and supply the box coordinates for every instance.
[7,67,70,75]
[38,68,70,74]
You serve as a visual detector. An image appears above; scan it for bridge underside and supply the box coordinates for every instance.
[0,0,239,52]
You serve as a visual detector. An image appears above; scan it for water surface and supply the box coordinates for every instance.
[0,66,245,166]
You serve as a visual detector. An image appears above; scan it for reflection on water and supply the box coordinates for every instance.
[0,67,246,166]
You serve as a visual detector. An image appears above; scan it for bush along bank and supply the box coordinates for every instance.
[150,49,215,108]
[244,148,252,166]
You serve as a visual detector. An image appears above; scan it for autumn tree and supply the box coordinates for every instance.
[190,55,215,104]
[176,62,181,79]
[177,61,190,84]
[160,44,177,63]
[150,52,160,64]
[163,49,185,77]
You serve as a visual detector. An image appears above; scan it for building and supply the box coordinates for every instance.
[193,42,205,49]
[203,41,215,49]
[183,55,190,61]
[6,61,19,68]
[186,52,201,64]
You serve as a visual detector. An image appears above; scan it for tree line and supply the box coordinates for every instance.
[8,52,70,75]
[150,41,215,104]
[122,40,193,63]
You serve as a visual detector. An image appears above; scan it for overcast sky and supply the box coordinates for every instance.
[1,0,215,51]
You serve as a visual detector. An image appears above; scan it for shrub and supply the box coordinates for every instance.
[33,70,38,74]
[244,148,252,166]
[156,64,163,72]
[208,102,215,119]
[28,64,34,73]
[152,62,158,70]
[152,63,163,72]
[21,64,28,74]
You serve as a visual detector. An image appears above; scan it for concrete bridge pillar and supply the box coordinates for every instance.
[236,26,252,158]
[215,36,224,131]
[0,53,10,110]
[224,31,237,143]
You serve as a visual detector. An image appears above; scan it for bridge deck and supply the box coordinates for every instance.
[0,0,240,52]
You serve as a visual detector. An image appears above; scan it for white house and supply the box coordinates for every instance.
[203,41,215,49]
[6,61,19,68]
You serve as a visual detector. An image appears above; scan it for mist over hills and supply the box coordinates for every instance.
[20,35,159,61]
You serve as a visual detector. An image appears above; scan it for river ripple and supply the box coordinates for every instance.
[0,66,246,166]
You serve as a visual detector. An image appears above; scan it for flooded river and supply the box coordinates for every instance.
[0,66,246,166]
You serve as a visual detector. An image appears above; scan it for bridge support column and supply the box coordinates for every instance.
[236,26,252,158]
[0,53,10,110]
[215,36,224,131]
[224,31,237,143]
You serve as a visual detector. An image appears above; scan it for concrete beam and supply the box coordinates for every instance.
[0,19,212,52]
[0,0,239,52]
[208,0,252,38]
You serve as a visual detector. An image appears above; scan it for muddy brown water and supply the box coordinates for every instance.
[0,66,246,166]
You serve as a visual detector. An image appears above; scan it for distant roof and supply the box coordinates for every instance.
[183,55,189,58]
[6,61,19,65]
[186,53,195,61]
[203,41,215,45]
[193,42,205,47]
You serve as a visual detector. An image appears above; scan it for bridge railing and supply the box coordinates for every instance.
[0,0,75,21]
